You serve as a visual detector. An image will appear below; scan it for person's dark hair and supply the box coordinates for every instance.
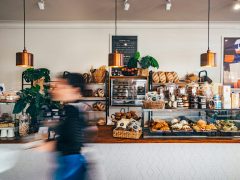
[61,71,85,93]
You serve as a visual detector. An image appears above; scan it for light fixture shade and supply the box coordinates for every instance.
[200,50,216,67]
[16,49,34,67]
[108,50,124,67]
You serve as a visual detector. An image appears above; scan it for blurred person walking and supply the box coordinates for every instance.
[37,72,92,180]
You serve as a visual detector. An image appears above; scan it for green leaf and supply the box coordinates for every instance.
[13,99,27,114]
[134,51,140,60]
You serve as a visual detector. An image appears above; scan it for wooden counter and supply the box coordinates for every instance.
[1,126,240,144]
[94,126,240,143]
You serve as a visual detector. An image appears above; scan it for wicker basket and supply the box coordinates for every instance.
[143,100,165,109]
[113,129,142,139]
[92,70,106,83]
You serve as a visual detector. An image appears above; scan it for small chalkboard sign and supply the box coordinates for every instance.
[112,36,138,66]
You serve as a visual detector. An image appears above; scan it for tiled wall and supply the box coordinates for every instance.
[1,143,240,180]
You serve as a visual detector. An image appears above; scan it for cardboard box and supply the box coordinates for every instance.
[212,83,222,95]
[231,93,240,109]
[222,97,231,109]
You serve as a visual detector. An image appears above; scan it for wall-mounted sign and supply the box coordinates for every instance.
[112,36,138,66]
[223,37,240,89]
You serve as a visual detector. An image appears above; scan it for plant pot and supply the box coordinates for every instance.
[138,69,149,77]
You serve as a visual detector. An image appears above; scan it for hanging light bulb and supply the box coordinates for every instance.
[124,0,130,11]
[108,0,124,67]
[200,0,216,67]
[233,0,240,10]
[16,0,34,68]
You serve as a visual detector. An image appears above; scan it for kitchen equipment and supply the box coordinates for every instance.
[198,70,212,84]
[110,77,147,106]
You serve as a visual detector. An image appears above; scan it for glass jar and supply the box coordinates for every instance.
[19,114,30,137]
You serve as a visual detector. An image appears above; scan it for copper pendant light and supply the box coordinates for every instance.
[16,0,34,67]
[200,0,216,67]
[108,0,124,67]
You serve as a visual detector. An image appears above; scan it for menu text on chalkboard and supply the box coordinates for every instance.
[112,36,138,66]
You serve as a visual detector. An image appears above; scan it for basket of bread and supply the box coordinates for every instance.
[111,109,142,139]
[113,118,142,139]
[91,66,107,83]
[143,92,165,109]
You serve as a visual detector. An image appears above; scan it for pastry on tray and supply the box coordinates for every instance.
[151,119,170,132]
[192,119,217,132]
[170,119,192,131]
[215,120,238,132]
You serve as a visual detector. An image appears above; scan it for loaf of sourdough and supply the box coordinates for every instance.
[152,72,160,83]
[166,72,174,83]
[172,72,179,83]
[158,71,166,83]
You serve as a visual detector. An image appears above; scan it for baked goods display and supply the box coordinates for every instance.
[172,72,179,83]
[0,113,13,121]
[158,72,167,83]
[92,102,105,111]
[115,118,141,131]
[82,73,92,83]
[215,120,238,132]
[152,71,179,83]
[0,122,14,128]
[111,111,141,121]
[151,119,170,132]
[152,72,160,83]
[165,72,174,83]
[192,119,217,132]
[97,118,106,126]
[113,118,142,139]
[121,67,138,76]
[93,88,105,97]
[143,92,165,109]
[91,66,107,83]
[185,73,199,83]
[0,91,19,102]
[170,119,192,131]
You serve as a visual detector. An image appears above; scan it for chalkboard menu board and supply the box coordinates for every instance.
[112,36,138,66]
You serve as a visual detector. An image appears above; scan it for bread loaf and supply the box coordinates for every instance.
[97,88,104,97]
[158,71,166,83]
[166,72,174,83]
[172,72,179,83]
[152,72,160,83]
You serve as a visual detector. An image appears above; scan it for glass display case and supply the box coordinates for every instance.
[143,108,240,138]
[110,76,148,106]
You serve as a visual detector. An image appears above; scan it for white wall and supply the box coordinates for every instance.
[0,21,240,91]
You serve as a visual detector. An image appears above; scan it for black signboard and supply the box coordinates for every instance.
[112,36,138,66]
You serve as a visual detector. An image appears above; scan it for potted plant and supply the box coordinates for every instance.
[140,55,159,69]
[127,52,159,76]
[22,68,50,92]
[13,68,60,132]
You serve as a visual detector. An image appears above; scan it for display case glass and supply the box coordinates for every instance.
[143,108,240,138]
[110,77,147,106]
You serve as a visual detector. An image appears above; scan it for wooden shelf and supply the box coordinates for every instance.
[79,97,106,101]
[110,76,148,79]
[2,126,240,144]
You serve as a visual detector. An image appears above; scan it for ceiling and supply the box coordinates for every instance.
[0,0,240,21]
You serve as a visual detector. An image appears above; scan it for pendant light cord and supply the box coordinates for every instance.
[24,0,26,50]
[207,0,210,51]
[115,0,117,36]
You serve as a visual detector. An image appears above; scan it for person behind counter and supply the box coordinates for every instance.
[36,72,95,180]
